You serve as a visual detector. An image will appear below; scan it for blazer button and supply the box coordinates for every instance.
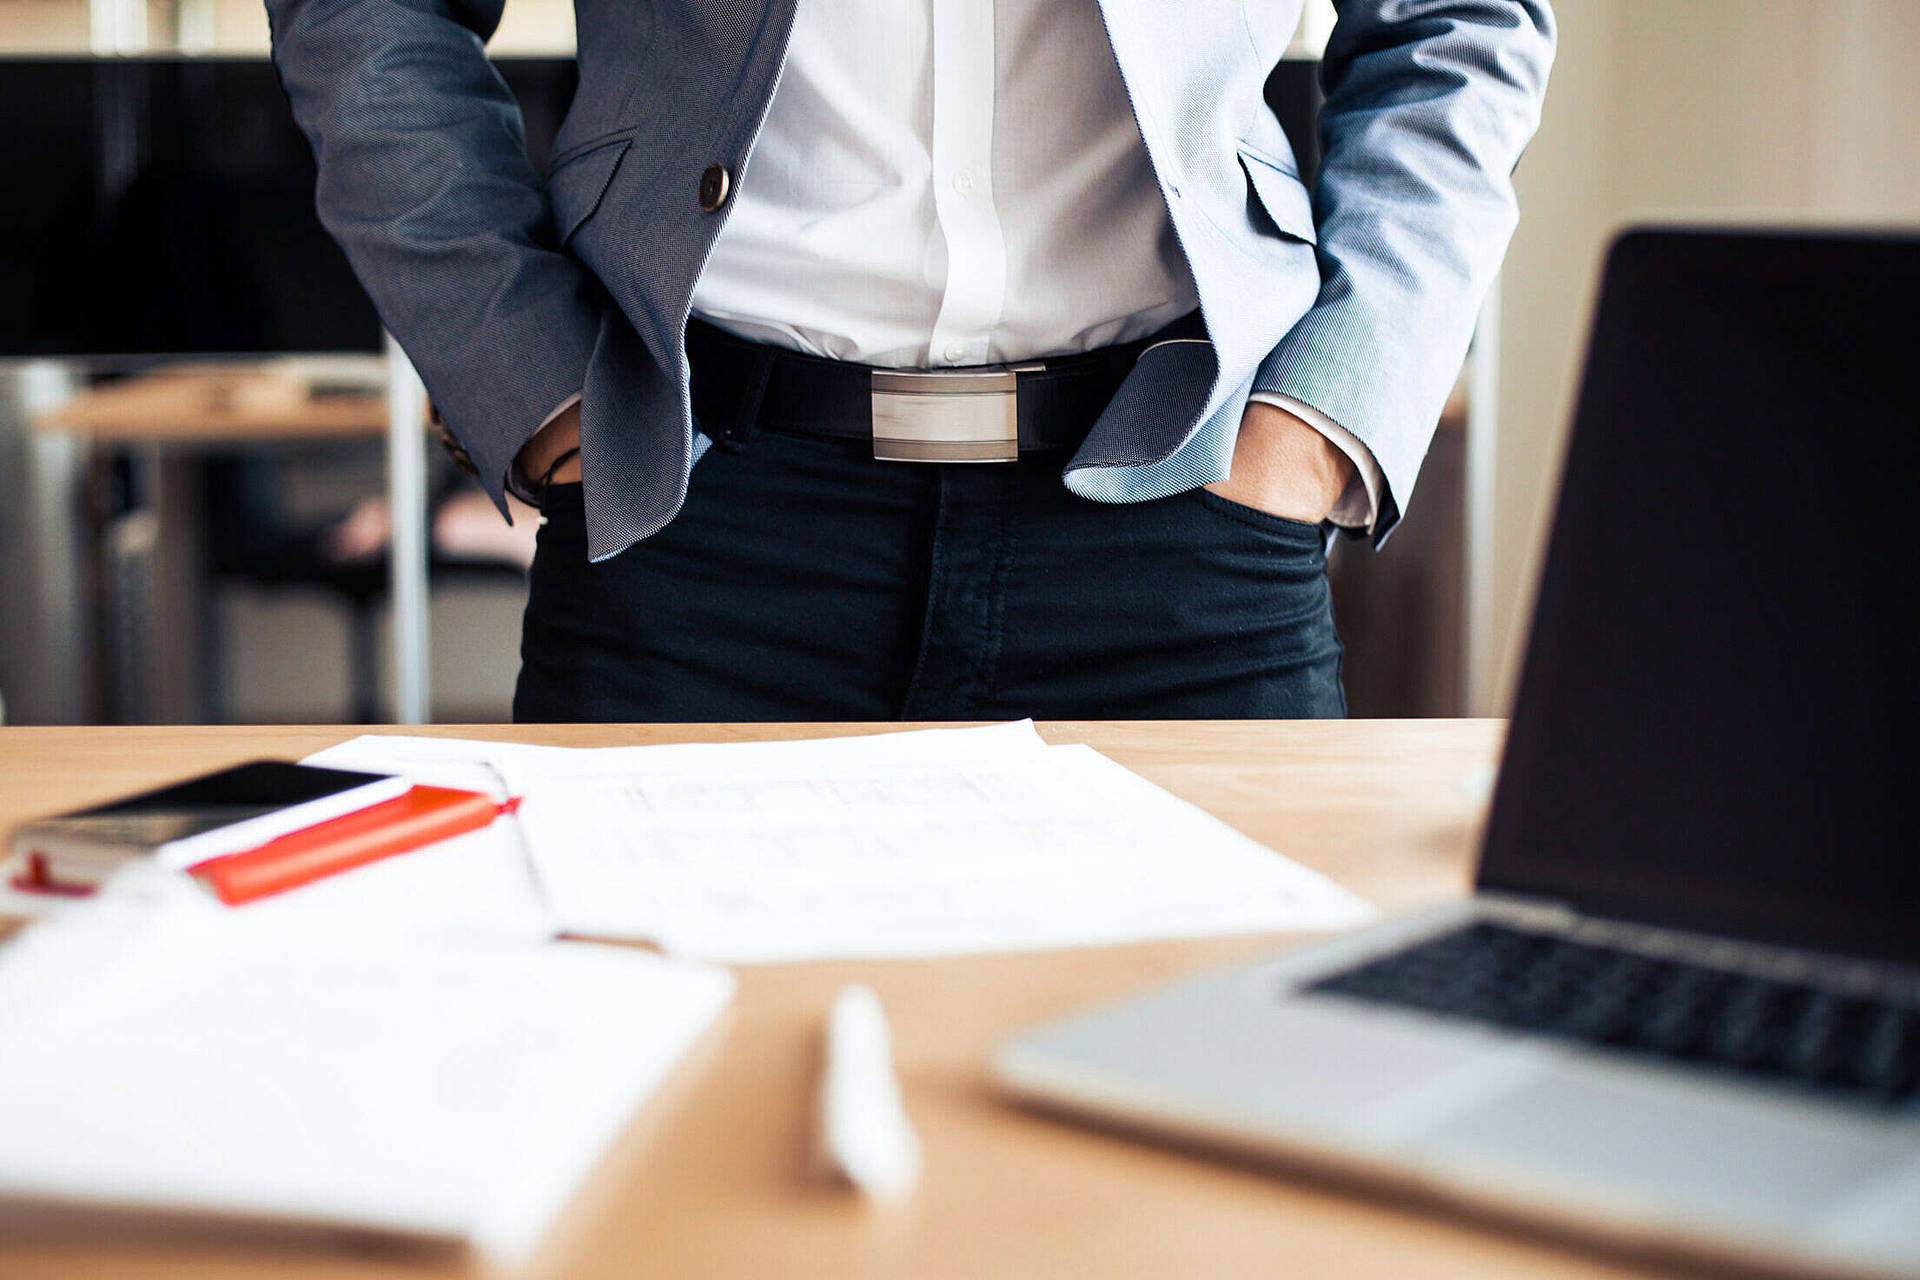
[698,163,731,212]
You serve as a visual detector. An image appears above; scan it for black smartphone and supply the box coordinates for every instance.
[8,760,407,890]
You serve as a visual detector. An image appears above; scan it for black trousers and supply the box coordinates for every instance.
[513,428,1344,722]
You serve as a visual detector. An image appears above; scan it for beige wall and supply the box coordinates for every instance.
[192,0,574,51]
[0,0,90,48]
[0,0,574,52]
[1483,0,1920,713]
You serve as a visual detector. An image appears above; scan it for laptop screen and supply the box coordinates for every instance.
[1479,229,1920,965]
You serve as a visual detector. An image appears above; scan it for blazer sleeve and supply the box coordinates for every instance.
[1252,0,1555,542]
[265,0,603,513]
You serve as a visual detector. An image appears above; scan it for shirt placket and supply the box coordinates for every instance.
[924,0,1008,367]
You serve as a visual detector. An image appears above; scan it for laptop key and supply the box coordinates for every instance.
[1782,993,1853,1085]
[1707,975,1788,1069]
[1856,1003,1920,1100]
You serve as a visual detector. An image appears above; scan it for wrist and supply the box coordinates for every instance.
[515,402,582,488]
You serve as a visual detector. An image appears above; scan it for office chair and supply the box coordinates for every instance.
[202,451,532,724]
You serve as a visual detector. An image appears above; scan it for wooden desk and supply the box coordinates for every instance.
[33,364,392,444]
[0,720,1662,1280]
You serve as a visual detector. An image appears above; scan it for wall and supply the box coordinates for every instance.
[1482,0,1920,712]
[0,0,576,52]
[0,0,89,47]
[192,0,575,51]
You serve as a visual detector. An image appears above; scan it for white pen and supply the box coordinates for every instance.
[819,984,922,1200]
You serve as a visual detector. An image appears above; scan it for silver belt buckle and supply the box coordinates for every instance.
[871,366,1041,463]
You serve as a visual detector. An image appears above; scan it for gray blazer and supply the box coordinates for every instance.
[267,0,1553,561]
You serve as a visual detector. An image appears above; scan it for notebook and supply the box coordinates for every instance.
[0,894,732,1268]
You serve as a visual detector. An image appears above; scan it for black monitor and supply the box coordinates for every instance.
[0,55,576,364]
[1479,228,1920,964]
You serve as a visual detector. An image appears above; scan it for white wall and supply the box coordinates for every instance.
[1481,0,1920,713]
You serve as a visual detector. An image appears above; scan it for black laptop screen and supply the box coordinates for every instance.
[1479,229,1920,965]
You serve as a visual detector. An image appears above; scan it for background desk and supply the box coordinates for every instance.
[32,365,397,724]
[34,365,390,446]
[0,720,1665,1280]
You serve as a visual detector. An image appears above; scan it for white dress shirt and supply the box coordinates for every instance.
[683,0,1383,528]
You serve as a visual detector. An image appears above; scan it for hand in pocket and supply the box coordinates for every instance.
[1204,400,1353,522]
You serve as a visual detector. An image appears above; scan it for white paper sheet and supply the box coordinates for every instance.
[312,721,1051,792]
[0,905,732,1269]
[491,719,1055,791]
[516,739,1373,962]
[281,724,1054,949]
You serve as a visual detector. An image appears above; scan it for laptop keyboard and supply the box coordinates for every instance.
[1306,922,1920,1105]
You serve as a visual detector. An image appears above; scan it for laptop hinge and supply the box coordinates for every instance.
[1473,892,1582,932]
[1474,894,1920,1000]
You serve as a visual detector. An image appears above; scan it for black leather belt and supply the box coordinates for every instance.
[687,312,1202,461]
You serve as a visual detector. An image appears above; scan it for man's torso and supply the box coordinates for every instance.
[688,0,1201,369]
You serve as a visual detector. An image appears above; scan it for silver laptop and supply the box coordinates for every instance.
[994,229,1920,1280]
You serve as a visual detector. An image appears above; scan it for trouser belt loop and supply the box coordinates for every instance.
[714,343,777,453]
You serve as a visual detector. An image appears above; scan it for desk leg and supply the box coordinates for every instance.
[91,444,148,725]
[77,440,114,724]
[4,372,91,725]
[386,334,430,725]
[104,446,207,724]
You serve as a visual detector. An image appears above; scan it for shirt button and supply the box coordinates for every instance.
[698,163,731,212]
[951,168,977,197]
[943,340,970,363]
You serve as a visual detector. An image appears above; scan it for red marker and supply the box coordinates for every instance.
[190,786,520,907]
